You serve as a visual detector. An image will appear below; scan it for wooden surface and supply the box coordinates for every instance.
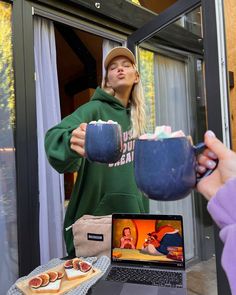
[187,257,217,295]
[16,263,101,295]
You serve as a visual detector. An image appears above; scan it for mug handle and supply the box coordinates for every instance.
[193,142,218,182]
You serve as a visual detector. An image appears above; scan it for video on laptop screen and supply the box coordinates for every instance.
[112,215,185,268]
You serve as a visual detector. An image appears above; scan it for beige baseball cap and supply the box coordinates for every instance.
[104,46,136,69]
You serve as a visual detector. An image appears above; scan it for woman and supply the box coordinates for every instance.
[45,47,149,257]
[120,227,135,249]
[197,130,236,295]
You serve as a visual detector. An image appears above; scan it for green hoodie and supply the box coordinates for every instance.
[45,87,149,256]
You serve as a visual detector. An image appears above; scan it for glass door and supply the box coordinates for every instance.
[136,5,204,264]
[127,0,230,294]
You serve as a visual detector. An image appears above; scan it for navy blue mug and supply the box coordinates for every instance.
[134,137,211,201]
[85,123,123,163]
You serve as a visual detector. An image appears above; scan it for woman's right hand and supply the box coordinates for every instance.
[70,123,87,157]
[196,130,236,200]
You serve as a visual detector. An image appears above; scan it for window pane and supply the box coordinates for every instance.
[0,1,18,293]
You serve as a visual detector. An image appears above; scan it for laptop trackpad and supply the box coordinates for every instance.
[158,287,187,295]
[120,283,158,295]
[90,280,124,295]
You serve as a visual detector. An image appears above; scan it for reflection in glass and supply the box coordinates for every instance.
[137,5,217,292]
[175,7,202,37]
[0,1,18,293]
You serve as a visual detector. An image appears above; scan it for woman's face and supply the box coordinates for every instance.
[106,56,139,92]
[124,228,131,236]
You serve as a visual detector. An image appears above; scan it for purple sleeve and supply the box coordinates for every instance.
[207,177,236,295]
[207,177,236,228]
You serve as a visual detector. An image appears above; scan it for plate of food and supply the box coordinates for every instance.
[16,258,101,294]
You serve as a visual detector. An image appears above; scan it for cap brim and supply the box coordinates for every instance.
[104,47,136,69]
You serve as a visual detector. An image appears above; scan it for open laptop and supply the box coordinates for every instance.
[90,213,187,295]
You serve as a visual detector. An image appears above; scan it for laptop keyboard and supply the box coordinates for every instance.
[106,267,183,288]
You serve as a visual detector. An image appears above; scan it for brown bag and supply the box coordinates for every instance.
[72,214,112,258]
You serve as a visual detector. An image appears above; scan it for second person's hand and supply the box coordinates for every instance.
[196,130,236,200]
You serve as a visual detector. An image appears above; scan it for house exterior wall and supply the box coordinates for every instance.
[224,0,236,150]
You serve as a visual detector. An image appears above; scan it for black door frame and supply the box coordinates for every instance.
[13,0,40,276]
[127,0,230,294]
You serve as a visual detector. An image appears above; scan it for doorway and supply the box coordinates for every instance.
[54,25,103,202]
[53,24,123,202]
[33,18,123,264]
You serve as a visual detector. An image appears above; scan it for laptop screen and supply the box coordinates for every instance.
[111,213,185,269]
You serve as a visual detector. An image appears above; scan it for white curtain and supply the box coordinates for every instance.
[150,54,195,260]
[34,16,66,264]
[102,39,121,75]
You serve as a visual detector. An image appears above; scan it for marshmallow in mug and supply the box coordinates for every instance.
[89,119,119,125]
[139,125,186,140]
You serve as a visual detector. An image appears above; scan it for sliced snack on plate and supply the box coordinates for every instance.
[16,258,100,295]
[64,258,93,280]
[28,270,64,293]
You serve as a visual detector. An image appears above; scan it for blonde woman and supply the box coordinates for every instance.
[45,47,149,257]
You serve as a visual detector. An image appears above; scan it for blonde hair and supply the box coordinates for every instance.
[101,64,146,138]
